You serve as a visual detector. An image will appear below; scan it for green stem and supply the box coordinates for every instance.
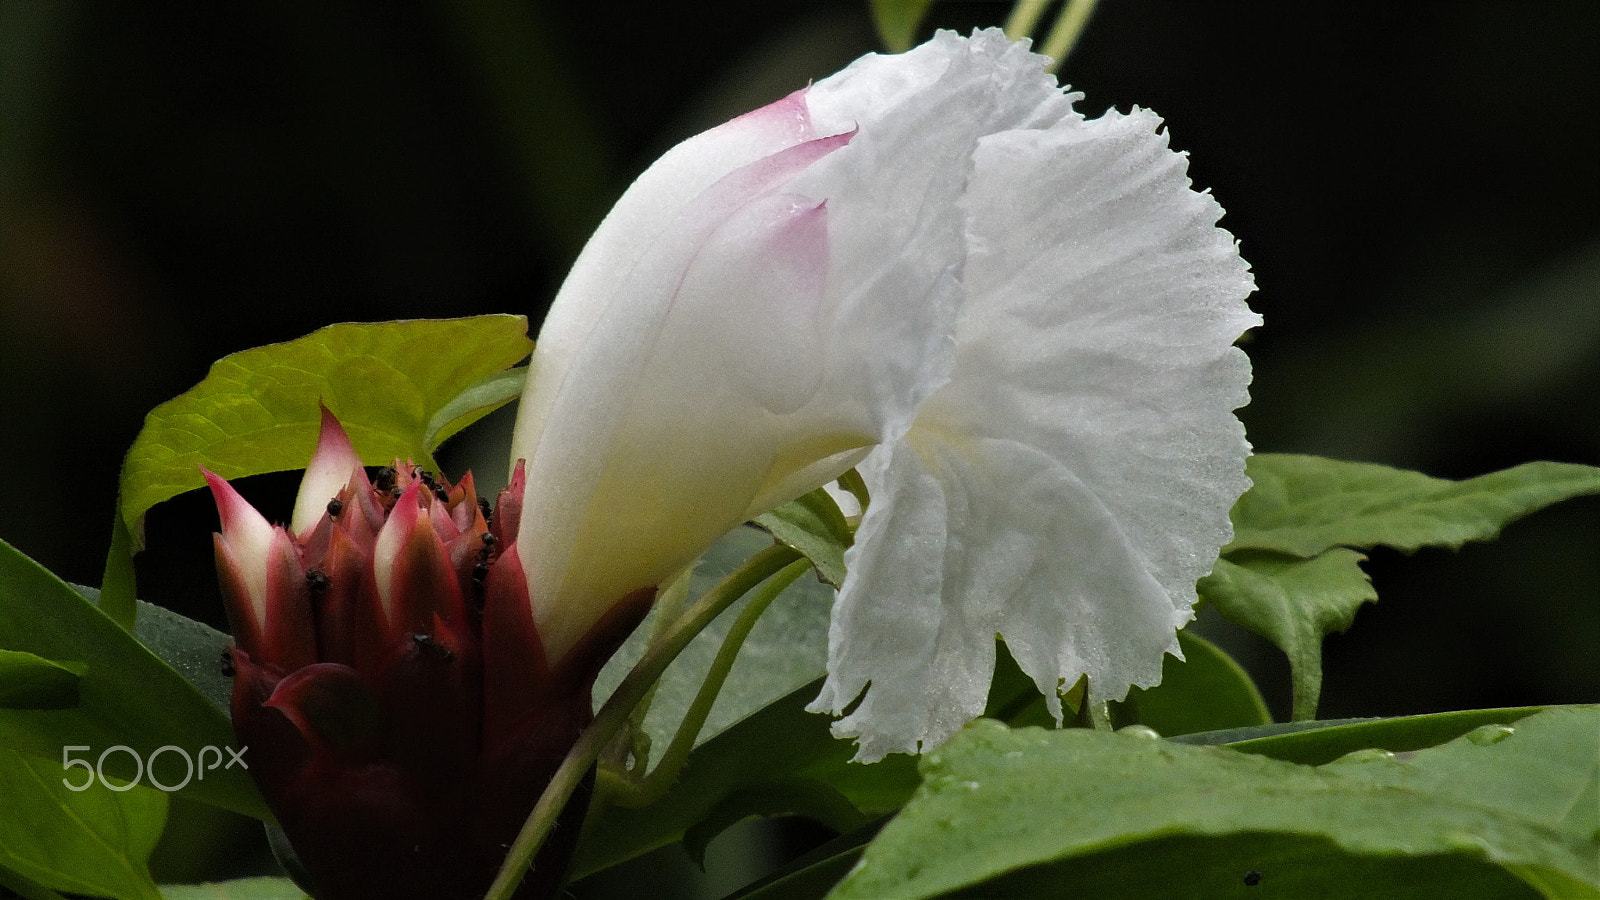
[614,564,696,768]
[98,509,137,631]
[1039,0,1101,71]
[481,543,802,900]
[1290,649,1323,722]
[1086,699,1113,731]
[604,557,812,808]
[1004,0,1053,41]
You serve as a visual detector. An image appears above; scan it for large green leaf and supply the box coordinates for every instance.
[0,541,265,819]
[159,878,309,900]
[1199,548,1376,720]
[827,707,1600,900]
[1229,454,1600,558]
[118,316,533,545]
[0,750,167,900]
[869,0,937,51]
[1125,630,1271,735]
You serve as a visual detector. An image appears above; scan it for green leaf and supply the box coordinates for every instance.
[680,779,869,870]
[727,827,880,900]
[71,587,233,715]
[869,0,937,51]
[754,487,853,589]
[575,680,919,879]
[1125,630,1271,736]
[0,865,68,900]
[132,600,232,714]
[118,316,533,546]
[826,707,1600,900]
[593,527,835,759]
[0,749,167,900]
[159,877,310,900]
[1230,454,1600,558]
[1199,548,1376,720]
[0,651,84,711]
[1214,706,1547,766]
[419,365,528,451]
[0,541,266,820]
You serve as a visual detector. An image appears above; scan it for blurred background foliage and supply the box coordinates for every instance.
[1,0,1597,892]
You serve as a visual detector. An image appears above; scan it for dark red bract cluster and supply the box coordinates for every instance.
[206,410,645,900]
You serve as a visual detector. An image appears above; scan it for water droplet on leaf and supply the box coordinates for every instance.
[1116,725,1161,740]
[1465,724,1515,746]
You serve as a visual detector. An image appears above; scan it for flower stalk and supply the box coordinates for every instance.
[483,544,803,900]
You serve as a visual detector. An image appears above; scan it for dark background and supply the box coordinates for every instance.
[2,0,1597,888]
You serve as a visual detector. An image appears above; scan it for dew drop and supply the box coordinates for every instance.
[1339,748,1395,763]
[1116,725,1161,741]
[1465,724,1515,746]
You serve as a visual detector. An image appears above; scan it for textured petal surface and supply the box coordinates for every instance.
[811,97,1257,760]
[515,30,1084,663]
[517,29,1257,756]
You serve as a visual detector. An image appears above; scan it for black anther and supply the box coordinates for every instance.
[306,568,331,594]
[410,632,455,663]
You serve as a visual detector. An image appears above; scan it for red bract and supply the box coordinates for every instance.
[206,409,649,900]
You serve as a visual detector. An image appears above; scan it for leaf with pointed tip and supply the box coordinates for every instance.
[420,366,529,451]
[0,651,84,711]
[1229,454,1600,558]
[118,316,532,546]
[1208,706,1547,766]
[828,707,1600,900]
[754,488,853,589]
[1199,548,1376,721]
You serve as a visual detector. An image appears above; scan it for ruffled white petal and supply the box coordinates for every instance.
[517,28,1258,756]
[811,92,1257,760]
[516,30,1090,662]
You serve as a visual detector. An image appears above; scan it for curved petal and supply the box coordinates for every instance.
[812,100,1258,759]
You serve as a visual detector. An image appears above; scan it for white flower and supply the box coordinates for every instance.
[512,29,1258,759]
